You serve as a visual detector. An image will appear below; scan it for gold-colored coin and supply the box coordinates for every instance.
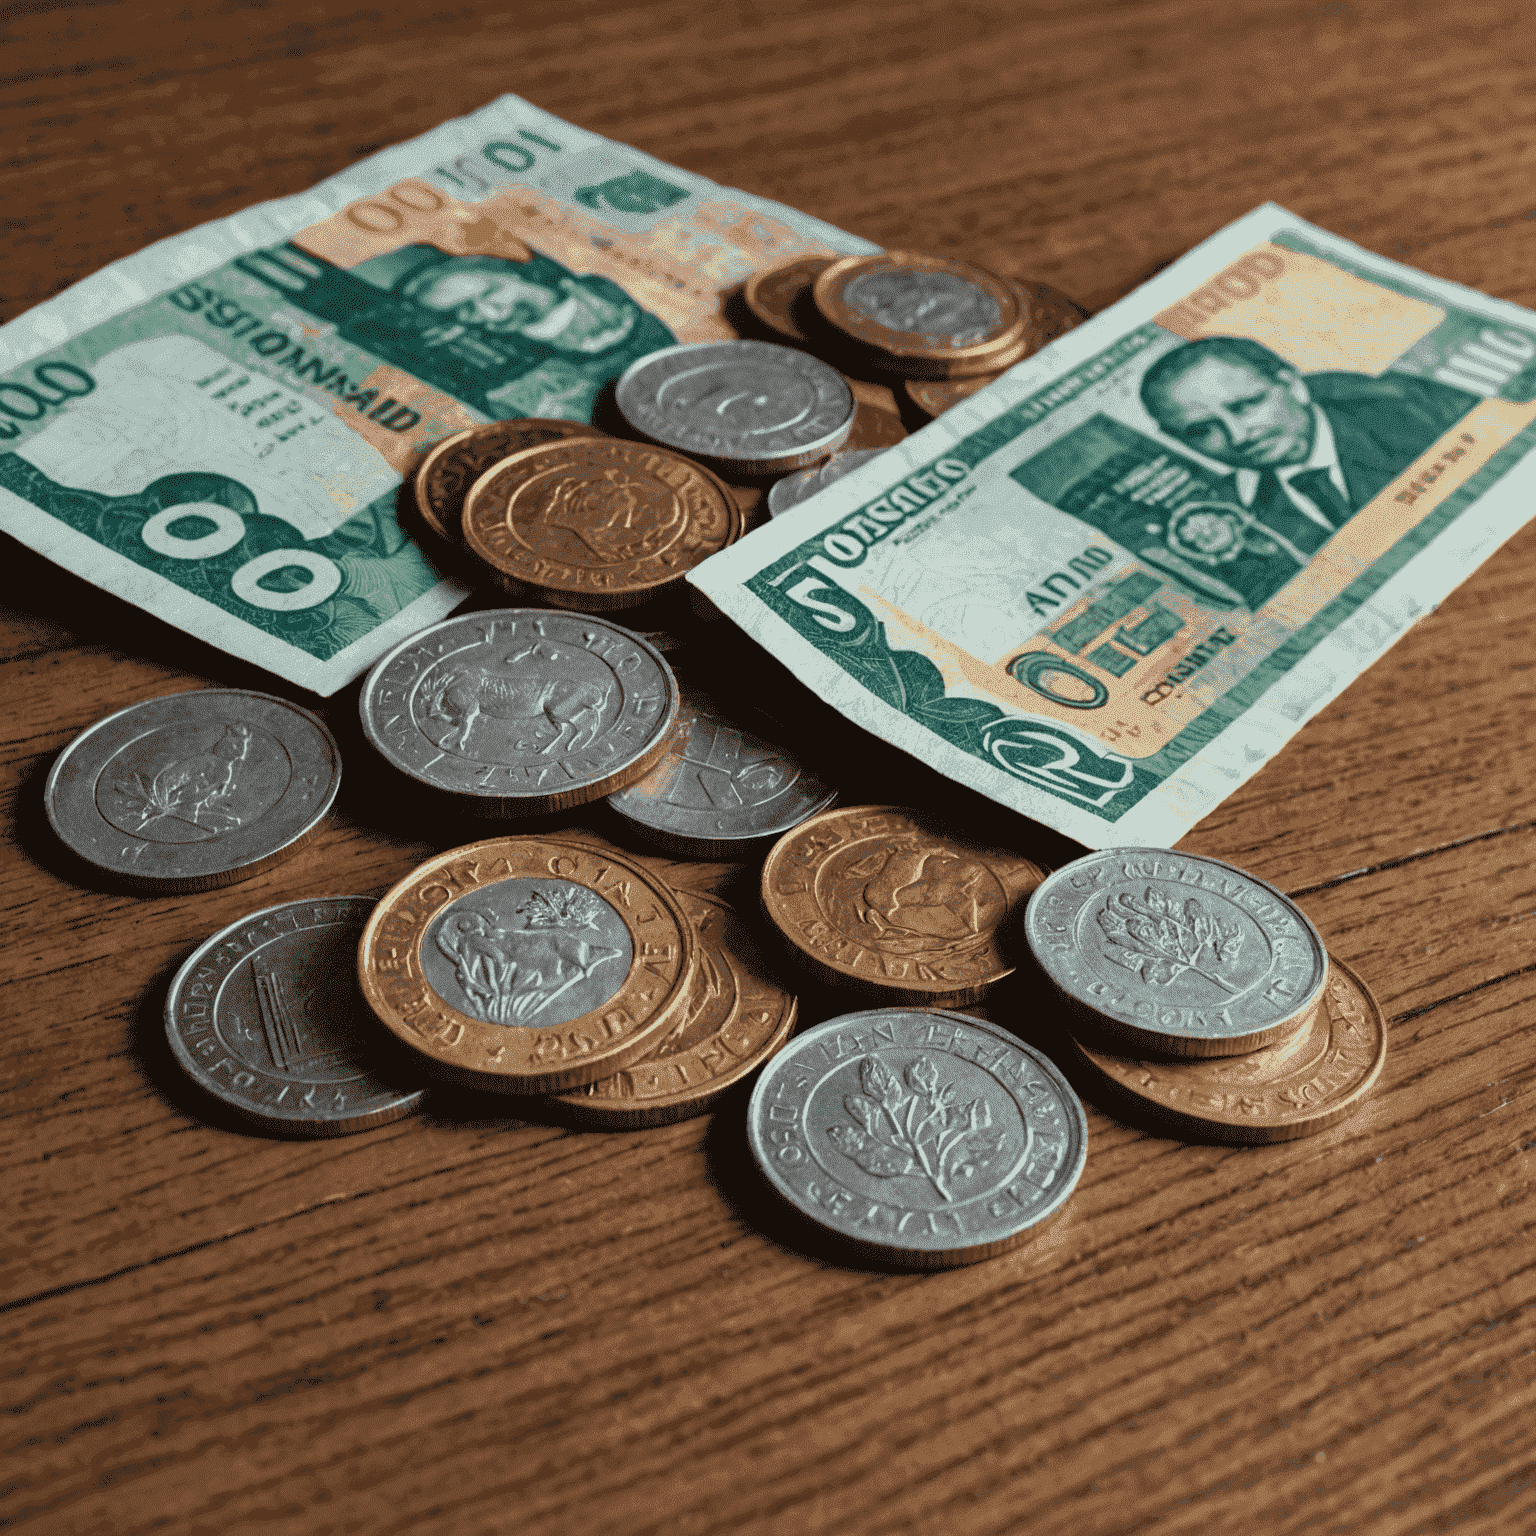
[743,253,837,342]
[358,837,697,1093]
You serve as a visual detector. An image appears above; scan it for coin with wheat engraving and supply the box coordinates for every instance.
[748,1009,1087,1268]
[1024,849,1329,1058]
[166,897,426,1135]
[45,689,341,891]
[358,836,697,1092]
[743,253,837,342]
[767,448,890,518]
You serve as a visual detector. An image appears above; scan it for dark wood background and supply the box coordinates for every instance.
[6,2,1536,1531]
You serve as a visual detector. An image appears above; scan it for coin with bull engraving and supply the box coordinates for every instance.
[358,836,697,1092]
[1024,849,1329,1058]
[1070,955,1386,1142]
[359,610,679,815]
[748,1009,1087,1268]
[767,448,891,518]
[165,897,426,1135]
[45,689,341,891]
[743,253,838,342]
[614,340,856,475]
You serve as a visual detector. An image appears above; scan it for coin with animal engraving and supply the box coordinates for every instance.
[165,897,426,1135]
[1024,849,1329,1058]
[743,253,838,342]
[767,448,891,518]
[1070,955,1385,1142]
[359,609,679,815]
[45,689,341,892]
[761,806,1048,1007]
[358,836,697,1092]
[748,1009,1087,1268]
[614,340,856,474]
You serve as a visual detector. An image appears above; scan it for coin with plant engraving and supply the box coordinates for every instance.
[165,897,426,1135]
[742,253,837,342]
[748,1008,1087,1267]
[1024,849,1329,1058]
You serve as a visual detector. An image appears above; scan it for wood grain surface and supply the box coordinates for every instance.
[5,2,1536,1532]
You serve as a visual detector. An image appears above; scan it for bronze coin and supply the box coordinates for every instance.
[1015,277,1090,349]
[904,373,1002,417]
[842,399,907,451]
[743,253,838,342]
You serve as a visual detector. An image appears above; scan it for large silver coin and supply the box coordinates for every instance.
[45,689,340,892]
[1024,849,1328,1057]
[614,340,855,475]
[359,609,680,814]
[767,448,890,518]
[606,686,837,857]
[165,897,426,1136]
[748,1009,1087,1268]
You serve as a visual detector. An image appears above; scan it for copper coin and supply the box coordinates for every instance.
[904,373,1002,417]
[1071,956,1386,1143]
[842,400,907,451]
[556,890,798,1128]
[1015,277,1090,349]
[461,438,743,612]
[761,805,1048,1007]
[358,836,698,1093]
[743,254,837,342]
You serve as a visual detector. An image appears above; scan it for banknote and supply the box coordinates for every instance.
[0,97,872,693]
[691,204,1536,847]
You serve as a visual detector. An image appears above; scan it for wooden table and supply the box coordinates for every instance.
[6,3,1535,1530]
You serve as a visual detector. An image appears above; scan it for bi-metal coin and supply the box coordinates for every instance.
[742,253,838,342]
[165,897,426,1135]
[748,1009,1088,1268]
[767,448,890,518]
[46,689,341,892]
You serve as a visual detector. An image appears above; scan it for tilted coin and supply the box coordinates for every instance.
[359,609,679,815]
[45,689,340,892]
[747,1009,1088,1268]
[904,373,1003,418]
[1024,849,1329,1058]
[1070,955,1386,1143]
[614,340,855,475]
[767,448,891,518]
[358,836,697,1092]
[556,890,798,1127]
[761,805,1048,1006]
[165,897,426,1136]
[742,253,837,342]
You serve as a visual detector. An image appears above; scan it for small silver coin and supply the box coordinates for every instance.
[45,690,341,892]
[767,448,891,518]
[614,340,855,475]
[607,686,837,856]
[747,1009,1087,1269]
[1024,848,1329,1057]
[844,268,1002,344]
[359,609,680,814]
[165,897,426,1135]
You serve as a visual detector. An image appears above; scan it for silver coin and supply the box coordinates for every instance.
[748,1009,1087,1268]
[844,268,1002,344]
[359,609,680,814]
[165,897,426,1135]
[767,448,891,518]
[607,685,837,856]
[45,689,340,892]
[614,340,855,474]
[1024,848,1328,1057]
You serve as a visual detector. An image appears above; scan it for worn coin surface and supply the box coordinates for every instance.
[358,836,697,1092]
[743,254,837,342]
[761,805,1048,1006]
[166,897,426,1135]
[359,609,679,814]
[46,689,341,891]
[1025,849,1329,1057]
[748,1008,1088,1267]
[767,448,891,518]
[614,340,855,474]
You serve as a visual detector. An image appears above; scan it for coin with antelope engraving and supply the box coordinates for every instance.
[166,897,426,1135]
[748,1009,1087,1268]
[46,689,341,892]
[743,253,838,342]
[358,836,697,1092]
[1024,849,1329,1058]
[767,448,890,518]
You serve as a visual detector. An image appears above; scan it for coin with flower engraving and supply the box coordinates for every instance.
[748,1009,1087,1268]
[45,689,341,891]
[767,448,890,518]
[743,253,838,342]
[1024,849,1329,1058]
[165,897,426,1136]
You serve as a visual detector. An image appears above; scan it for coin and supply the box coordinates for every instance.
[358,836,697,1092]
[359,609,679,815]
[607,685,837,855]
[742,254,837,342]
[761,805,1048,1006]
[412,418,604,542]
[1071,956,1386,1142]
[904,373,1001,417]
[45,689,341,892]
[165,897,427,1135]
[1015,277,1090,348]
[614,340,855,474]
[556,890,797,1127]
[767,448,890,518]
[842,400,908,451]
[747,1008,1088,1268]
[1024,849,1329,1058]
[461,437,743,611]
